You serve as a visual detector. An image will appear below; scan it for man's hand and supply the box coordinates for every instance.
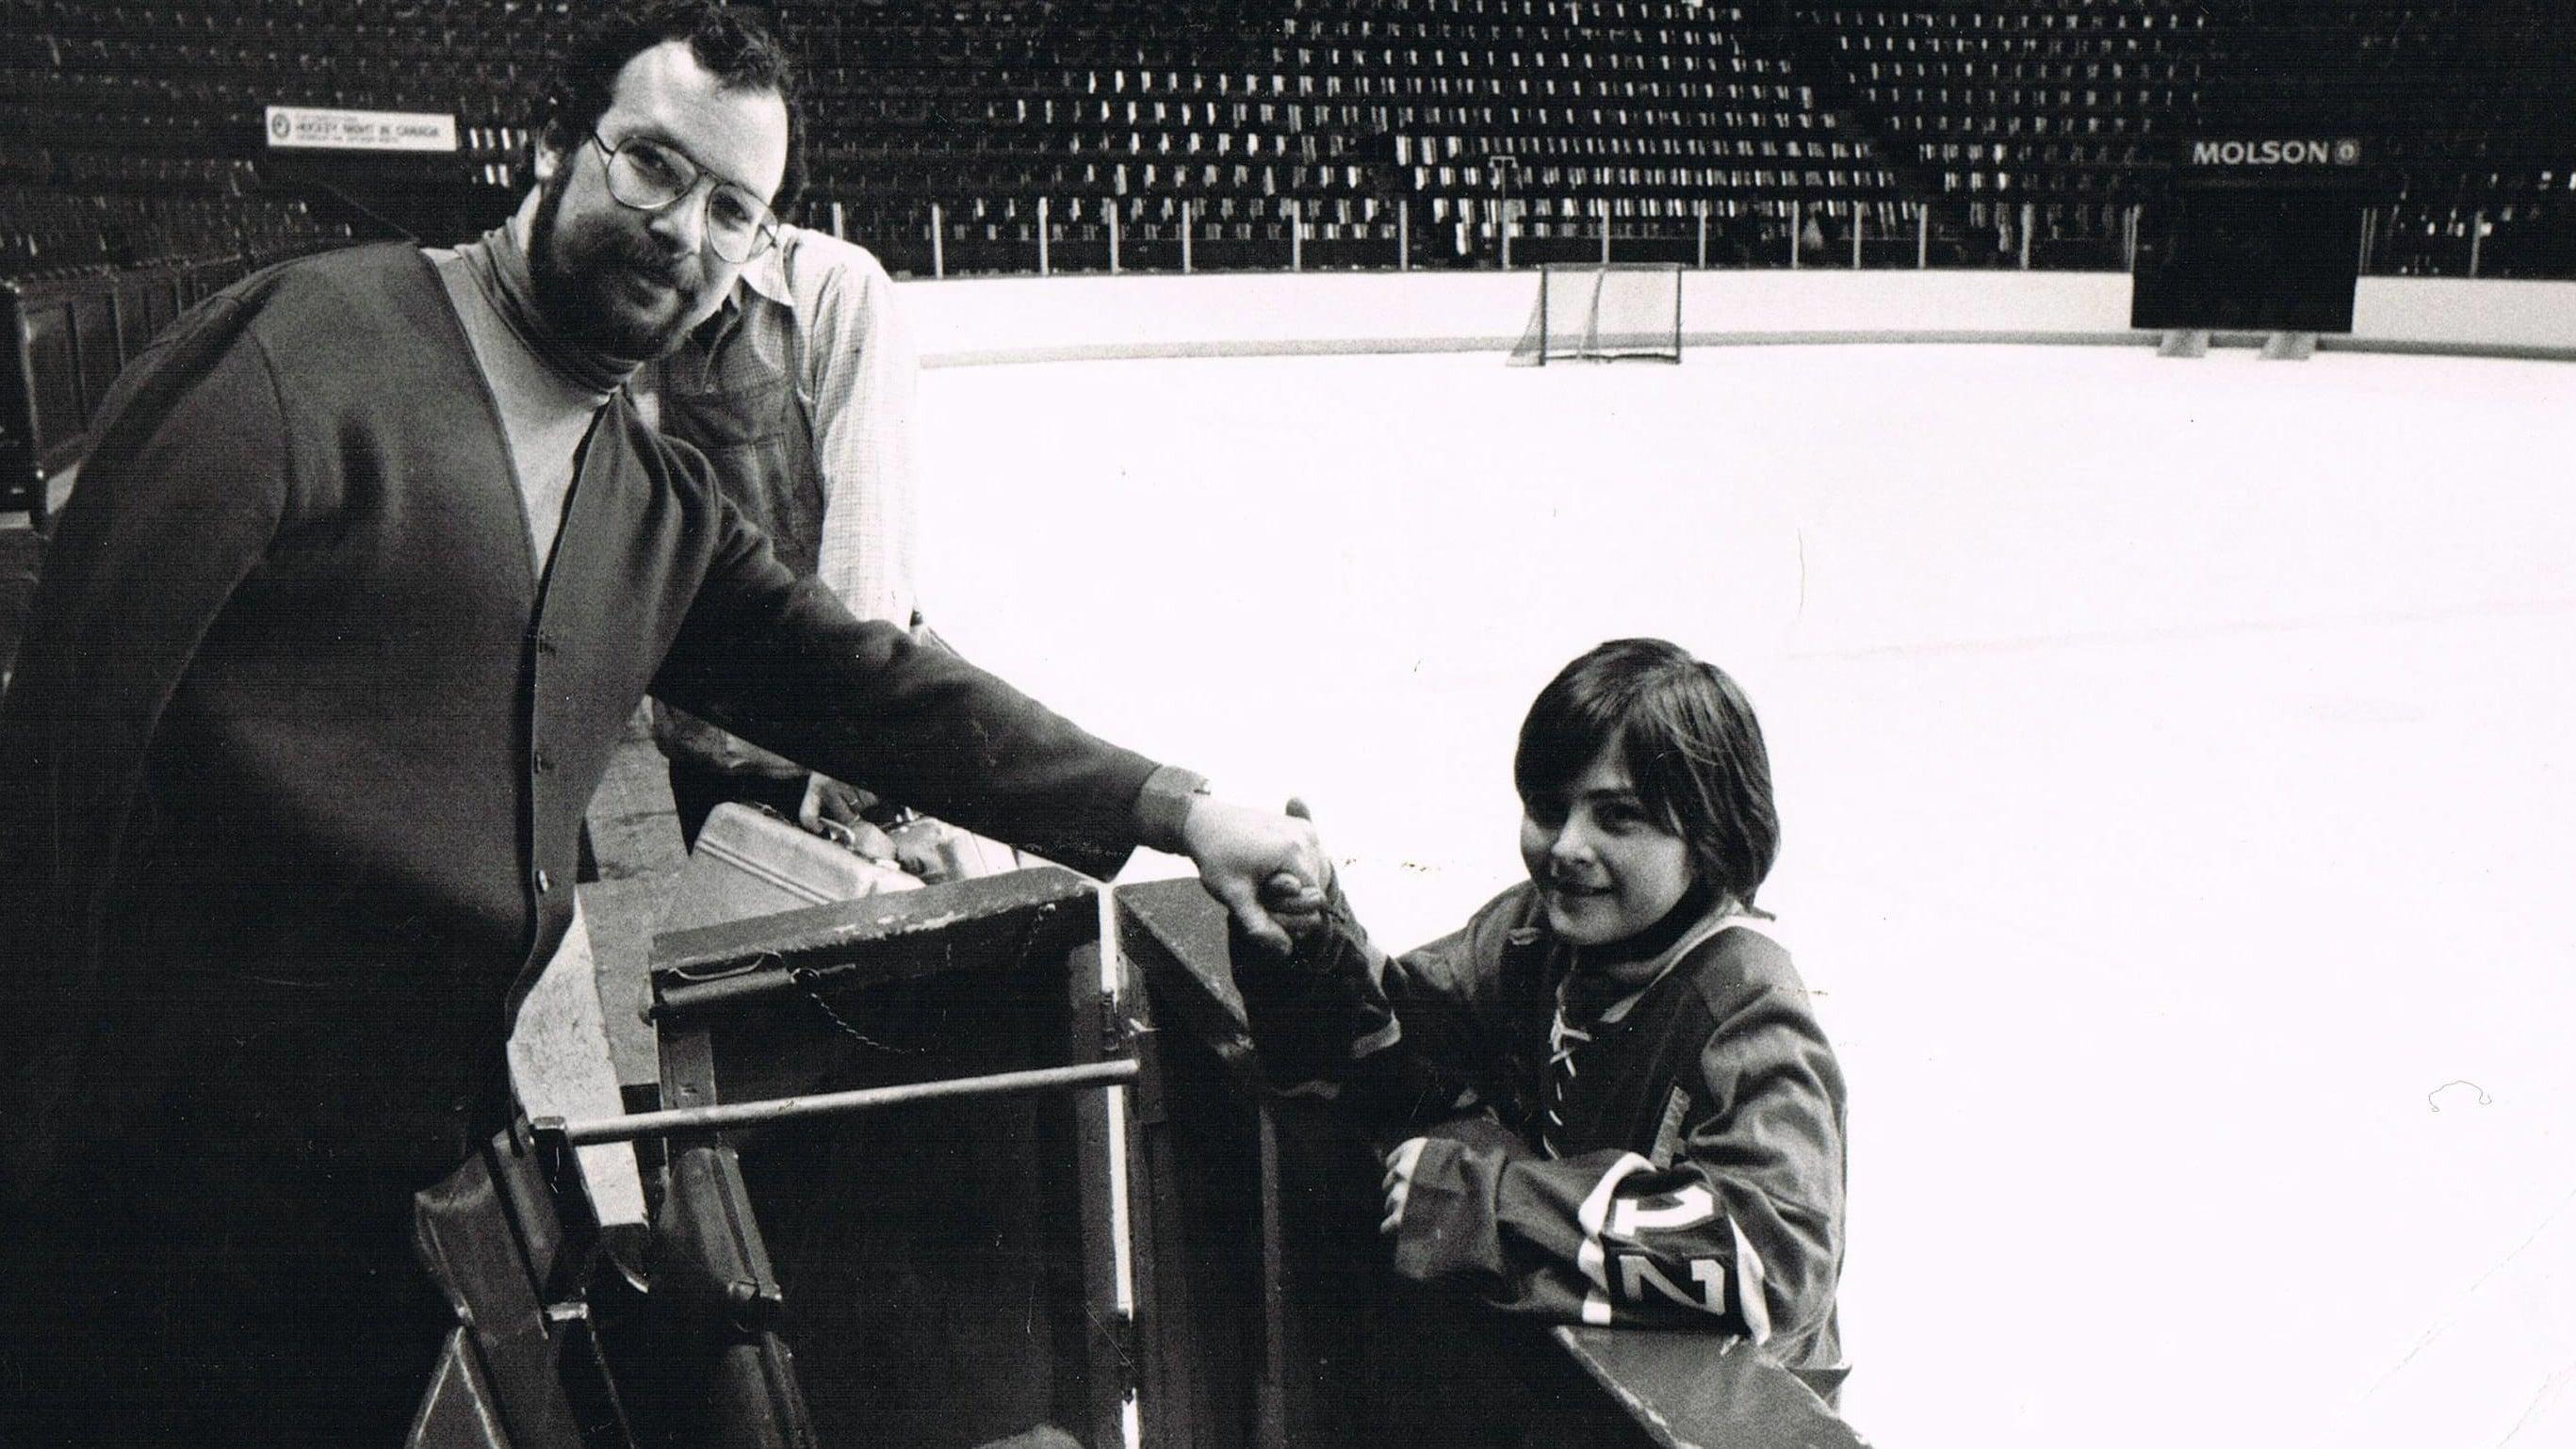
[1179,794,1329,955]
[799,773,878,832]
[801,774,901,860]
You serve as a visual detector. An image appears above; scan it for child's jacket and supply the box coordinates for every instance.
[1238,882,1847,1371]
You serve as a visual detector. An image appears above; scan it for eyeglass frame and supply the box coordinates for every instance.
[586,130,781,265]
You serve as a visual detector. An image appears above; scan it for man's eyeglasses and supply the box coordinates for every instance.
[589,131,779,265]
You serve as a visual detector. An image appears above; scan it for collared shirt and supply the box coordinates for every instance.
[639,224,920,625]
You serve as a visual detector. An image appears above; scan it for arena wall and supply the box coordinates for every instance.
[900,271,2576,366]
[2348,278,2576,355]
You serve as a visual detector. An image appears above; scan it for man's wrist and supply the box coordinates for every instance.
[1131,765,1211,856]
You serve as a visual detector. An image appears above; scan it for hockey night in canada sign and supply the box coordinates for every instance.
[265,106,457,153]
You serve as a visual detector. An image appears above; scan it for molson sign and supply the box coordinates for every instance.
[2189,138,2365,167]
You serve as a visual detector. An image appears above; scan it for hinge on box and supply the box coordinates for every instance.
[1099,999,1139,1060]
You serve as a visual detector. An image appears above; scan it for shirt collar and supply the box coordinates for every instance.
[691,234,791,352]
[739,233,793,306]
[1571,904,1765,1026]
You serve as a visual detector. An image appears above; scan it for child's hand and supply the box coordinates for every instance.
[1260,870,1329,942]
[1259,799,1330,941]
[1380,1136,1428,1236]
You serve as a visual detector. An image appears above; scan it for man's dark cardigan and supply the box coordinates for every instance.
[0,245,1166,1433]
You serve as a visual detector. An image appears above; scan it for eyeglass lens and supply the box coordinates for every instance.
[604,137,774,262]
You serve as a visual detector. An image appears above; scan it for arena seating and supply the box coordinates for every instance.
[1783,2,2200,266]
[2,251,289,529]
[2193,0,2576,278]
[5,1,2567,275]
[2,0,2571,529]
[1796,1,2571,273]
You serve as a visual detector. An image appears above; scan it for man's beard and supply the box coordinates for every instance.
[527,170,707,361]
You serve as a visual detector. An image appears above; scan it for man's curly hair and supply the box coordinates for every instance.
[540,1,806,217]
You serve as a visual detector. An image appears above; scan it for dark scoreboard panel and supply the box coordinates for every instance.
[2131,138,2371,334]
[2131,190,2365,333]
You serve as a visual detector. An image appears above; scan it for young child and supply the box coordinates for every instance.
[1236,638,1847,1380]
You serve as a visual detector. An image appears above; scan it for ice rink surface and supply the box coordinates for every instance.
[916,344,2576,1449]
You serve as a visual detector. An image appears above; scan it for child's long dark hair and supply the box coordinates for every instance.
[1513,639,1778,907]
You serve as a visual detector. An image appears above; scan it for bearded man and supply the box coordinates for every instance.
[0,6,1323,1442]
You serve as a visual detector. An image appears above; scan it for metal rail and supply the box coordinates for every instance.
[543,1059,1140,1147]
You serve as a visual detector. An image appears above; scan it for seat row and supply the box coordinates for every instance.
[8,0,2571,269]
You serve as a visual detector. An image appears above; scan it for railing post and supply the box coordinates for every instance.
[1399,198,1410,271]
[1289,198,1302,271]
[2125,204,2140,271]
[1500,200,1513,270]
[1069,890,1145,1449]
[1917,203,1930,269]
[1039,197,1052,278]
[931,202,945,279]
[1600,197,1611,266]
[1851,204,1863,269]
[1697,201,1708,269]
[829,200,845,240]
[2469,208,2485,278]
[1182,198,1193,274]
[1789,199,1802,269]
[2019,201,2033,270]
[1109,202,1120,275]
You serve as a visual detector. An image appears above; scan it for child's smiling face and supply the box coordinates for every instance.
[1519,741,1697,948]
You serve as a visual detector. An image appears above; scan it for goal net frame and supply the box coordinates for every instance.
[1508,262,1685,366]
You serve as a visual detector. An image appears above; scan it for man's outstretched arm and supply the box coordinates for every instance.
[657,515,1327,947]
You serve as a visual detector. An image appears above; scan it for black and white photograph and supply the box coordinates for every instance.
[3,2,2571,1446]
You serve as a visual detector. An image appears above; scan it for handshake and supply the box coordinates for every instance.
[1220,822,1397,1095]
[1173,793,1336,956]
[1246,797,1333,946]
[809,771,1337,958]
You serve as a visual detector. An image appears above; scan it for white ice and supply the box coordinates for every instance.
[917,344,2576,1449]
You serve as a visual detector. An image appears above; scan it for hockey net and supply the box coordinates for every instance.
[1507,262,1684,366]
